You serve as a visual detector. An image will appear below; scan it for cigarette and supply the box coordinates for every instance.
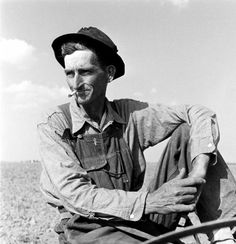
[68,90,77,97]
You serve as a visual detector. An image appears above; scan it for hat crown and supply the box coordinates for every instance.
[51,26,124,79]
[78,27,118,53]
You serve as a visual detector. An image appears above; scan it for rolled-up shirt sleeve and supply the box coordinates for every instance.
[133,103,220,163]
[37,110,148,221]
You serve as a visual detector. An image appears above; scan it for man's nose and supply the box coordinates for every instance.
[74,72,82,87]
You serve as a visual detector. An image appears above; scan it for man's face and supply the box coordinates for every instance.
[64,49,109,106]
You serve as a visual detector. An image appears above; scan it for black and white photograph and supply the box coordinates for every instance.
[1,0,236,243]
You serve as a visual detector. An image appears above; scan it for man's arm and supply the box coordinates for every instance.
[126,103,219,213]
[132,103,219,163]
[190,153,212,178]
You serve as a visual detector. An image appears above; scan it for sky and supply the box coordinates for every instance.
[0,0,236,163]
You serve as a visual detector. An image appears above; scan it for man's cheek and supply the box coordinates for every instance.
[66,80,74,91]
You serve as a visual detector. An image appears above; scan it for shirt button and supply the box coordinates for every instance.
[130,214,135,219]
[208,143,213,148]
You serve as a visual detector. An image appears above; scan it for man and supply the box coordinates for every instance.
[38,27,236,243]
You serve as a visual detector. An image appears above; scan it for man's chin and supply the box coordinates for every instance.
[75,96,91,106]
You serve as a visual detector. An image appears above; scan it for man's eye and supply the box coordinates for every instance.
[65,71,74,78]
[80,70,91,75]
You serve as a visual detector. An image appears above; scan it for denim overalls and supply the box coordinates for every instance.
[74,122,133,191]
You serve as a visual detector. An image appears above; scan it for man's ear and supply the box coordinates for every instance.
[106,65,116,83]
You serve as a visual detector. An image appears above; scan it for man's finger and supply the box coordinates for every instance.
[178,177,206,187]
[176,194,196,204]
[176,187,198,196]
[173,203,196,213]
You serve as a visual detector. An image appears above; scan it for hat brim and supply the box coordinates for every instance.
[52,33,125,80]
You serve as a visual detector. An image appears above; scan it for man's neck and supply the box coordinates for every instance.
[81,97,106,124]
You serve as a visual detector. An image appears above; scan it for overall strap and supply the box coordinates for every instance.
[109,101,126,134]
[110,101,119,114]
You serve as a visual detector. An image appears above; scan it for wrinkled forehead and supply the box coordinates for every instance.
[64,49,98,69]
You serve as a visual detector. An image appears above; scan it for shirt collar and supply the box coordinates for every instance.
[70,97,125,134]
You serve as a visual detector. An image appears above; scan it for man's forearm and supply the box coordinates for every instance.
[189,153,212,179]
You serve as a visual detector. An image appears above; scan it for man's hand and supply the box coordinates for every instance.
[144,168,205,215]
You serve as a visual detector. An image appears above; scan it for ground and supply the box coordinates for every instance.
[0,162,59,244]
[0,161,236,244]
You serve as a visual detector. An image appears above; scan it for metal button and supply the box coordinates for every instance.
[208,143,213,148]
[130,214,135,219]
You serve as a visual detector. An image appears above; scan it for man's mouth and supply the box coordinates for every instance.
[77,84,92,93]
[68,84,93,98]
[68,90,77,97]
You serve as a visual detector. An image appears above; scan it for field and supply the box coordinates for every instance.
[0,161,236,244]
[0,162,59,244]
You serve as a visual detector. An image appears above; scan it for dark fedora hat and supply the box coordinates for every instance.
[52,27,125,80]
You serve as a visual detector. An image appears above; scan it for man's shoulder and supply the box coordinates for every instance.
[37,102,70,127]
[112,98,148,115]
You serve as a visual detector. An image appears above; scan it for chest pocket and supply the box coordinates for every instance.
[74,124,134,191]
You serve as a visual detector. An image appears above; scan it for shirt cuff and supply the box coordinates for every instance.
[119,191,148,221]
[190,136,217,165]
